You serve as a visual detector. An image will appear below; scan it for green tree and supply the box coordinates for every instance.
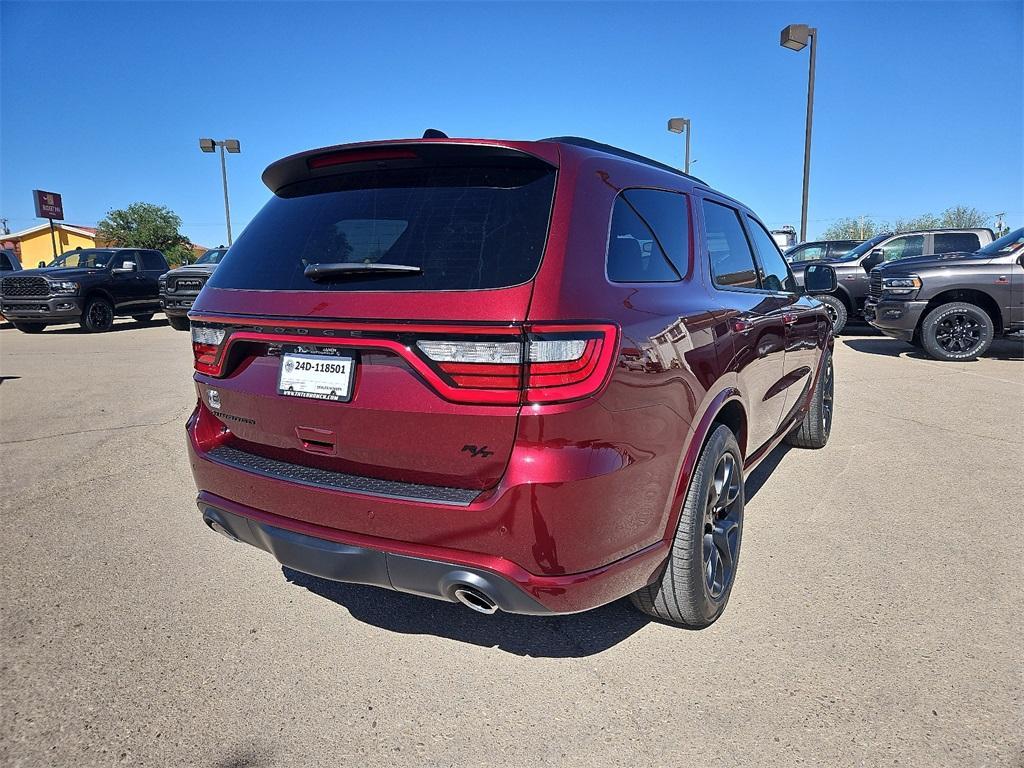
[822,216,880,240]
[97,202,192,266]
[939,205,989,229]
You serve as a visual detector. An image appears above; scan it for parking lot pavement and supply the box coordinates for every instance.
[1,320,1021,767]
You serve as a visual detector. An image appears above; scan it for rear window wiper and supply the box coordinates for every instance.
[303,262,422,280]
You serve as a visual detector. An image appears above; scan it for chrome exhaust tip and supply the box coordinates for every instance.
[453,586,498,615]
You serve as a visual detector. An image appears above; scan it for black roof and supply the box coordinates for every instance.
[542,136,707,185]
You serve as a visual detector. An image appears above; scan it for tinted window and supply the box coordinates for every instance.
[827,242,859,258]
[109,252,135,270]
[880,235,924,262]
[933,233,980,254]
[746,216,797,292]
[194,248,228,265]
[140,251,167,271]
[207,164,556,292]
[702,200,758,289]
[0,252,12,271]
[787,243,827,263]
[607,191,684,282]
[621,189,689,277]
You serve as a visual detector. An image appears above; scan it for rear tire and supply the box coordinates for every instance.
[81,297,114,332]
[132,313,154,323]
[167,315,190,332]
[13,322,46,334]
[817,295,848,335]
[785,350,833,449]
[920,302,994,361]
[630,425,744,628]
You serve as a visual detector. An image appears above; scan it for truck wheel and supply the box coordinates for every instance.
[630,424,744,628]
[817,295,848,335]
[785,351,833,449]
[166,315,191,332]
[81,297,114,332]
[920,302,994,361]
[13,322,47,334]
[132,313,154,323]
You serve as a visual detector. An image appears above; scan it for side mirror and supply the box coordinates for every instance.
[113,261,136,273]
[804,264,838,294]
[862,248,884,272]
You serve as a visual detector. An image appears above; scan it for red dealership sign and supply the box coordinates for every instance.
[33,190,64,220]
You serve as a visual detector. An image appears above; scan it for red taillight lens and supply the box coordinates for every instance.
[192,324,228,376]
[414,324,618,405]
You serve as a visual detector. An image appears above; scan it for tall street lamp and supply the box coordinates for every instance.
[199,138,240,245]
[667,117,692,174]
[780,23,817,243]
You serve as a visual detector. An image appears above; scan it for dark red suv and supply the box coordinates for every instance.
[186,136,834,628]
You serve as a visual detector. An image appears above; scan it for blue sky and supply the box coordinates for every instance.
[2,1,1021,246]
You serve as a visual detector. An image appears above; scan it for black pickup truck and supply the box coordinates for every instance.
[0,247,168,333]
[865,227,1024,361]
[159,247,227,331]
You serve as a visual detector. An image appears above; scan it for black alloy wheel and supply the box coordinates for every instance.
[934,312,982,355]
[702,452,742,599]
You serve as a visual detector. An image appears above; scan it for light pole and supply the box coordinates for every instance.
[667,117,692,174]
[780,24,817,243]
[199,138,240,245]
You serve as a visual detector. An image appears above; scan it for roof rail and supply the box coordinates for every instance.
[541,136,706,184]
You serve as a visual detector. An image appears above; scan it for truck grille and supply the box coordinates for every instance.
[172,277,205,293]
[1,276,50,297]
[869,270,882,300]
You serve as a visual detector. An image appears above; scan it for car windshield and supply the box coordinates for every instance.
[829,234,890,262]
[194,248,228,265]
[47,250,114,269]
[975,227,1024,256]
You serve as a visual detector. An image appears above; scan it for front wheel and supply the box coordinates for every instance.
[81,297,114,332]
[13,322,47,334]
[630,424,744,628]
[166,315,190,332]
[817,295,848,335]
[920,302,994,361]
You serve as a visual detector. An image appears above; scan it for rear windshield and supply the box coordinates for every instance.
[207,164,556,292]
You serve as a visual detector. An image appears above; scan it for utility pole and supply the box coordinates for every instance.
[0,217,10,235]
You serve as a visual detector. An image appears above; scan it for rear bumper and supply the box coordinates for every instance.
[187,402,671,614]
[0,296,81,321]
[865,298,927,341]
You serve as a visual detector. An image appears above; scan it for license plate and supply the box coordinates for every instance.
[277,353,354,402]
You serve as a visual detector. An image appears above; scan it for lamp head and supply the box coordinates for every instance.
[780,24,811,51]
[199,138,215,153]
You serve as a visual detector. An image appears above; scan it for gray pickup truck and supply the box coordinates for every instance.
[790,228,994,333]
[865,228,1024,360]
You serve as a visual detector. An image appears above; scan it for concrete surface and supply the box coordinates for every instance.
[1,319,1022,767]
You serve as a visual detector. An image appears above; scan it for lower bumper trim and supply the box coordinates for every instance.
[200,503,553,614]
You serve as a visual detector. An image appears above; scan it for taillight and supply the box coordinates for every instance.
[192,324,227,375]
[415,324,618,404]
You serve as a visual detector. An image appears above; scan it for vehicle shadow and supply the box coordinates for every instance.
[43,318,171,334]
[282,567,652,657]
[843,336,1023,361]
[745,443,791,503]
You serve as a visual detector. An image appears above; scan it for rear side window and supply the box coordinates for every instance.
[745,216,797,292]
[933,232,980,253]
[140,251,167,271]
[207,164,556,292]
[606,189,687,282]
[702,200,759,289]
